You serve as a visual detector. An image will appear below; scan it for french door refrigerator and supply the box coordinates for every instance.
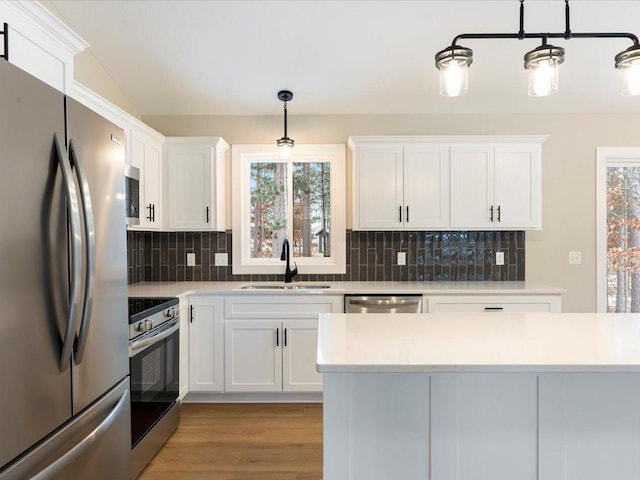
[0,57,131,479]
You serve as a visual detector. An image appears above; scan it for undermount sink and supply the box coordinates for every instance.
[238,283,331,290]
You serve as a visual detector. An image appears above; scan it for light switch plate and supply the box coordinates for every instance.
[496,252,504,265]
[397,252,406,266]
[186,252,196,267]
[214,253,229,266]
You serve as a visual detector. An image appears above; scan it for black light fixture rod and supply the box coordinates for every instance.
[452,31,639,47]
[450,0,639,48]
[564,0,571,40]
[283,101,288,139]
[518,0,525,39]
[1,23,8,62]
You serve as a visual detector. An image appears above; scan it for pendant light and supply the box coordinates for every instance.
[434,0,640,97]
[524,42,565,97]
[276,90,294,159]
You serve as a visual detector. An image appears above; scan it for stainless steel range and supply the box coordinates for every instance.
[128,297,180,478]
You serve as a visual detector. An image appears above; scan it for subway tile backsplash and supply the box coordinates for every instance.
[127,230,524,284]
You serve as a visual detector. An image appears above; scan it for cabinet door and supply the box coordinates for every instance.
[450,145,495,229]
[188,296,224,392]
[403,145,450,229]
[167,144,213,230]
[224,320,282,392]
[494,145,541,229]
[539,374,640,480]
[282,319,322,392]
[131,131,163,230]
[431,373,538,480]
[354,144,404,230]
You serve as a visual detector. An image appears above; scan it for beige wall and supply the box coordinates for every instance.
[143,113,640,313]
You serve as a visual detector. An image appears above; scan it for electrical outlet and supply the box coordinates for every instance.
[186,252,196,267]
[214,253,228,266]
[397,252,406,266]
[569,251,582,265]
[496,252,504,266]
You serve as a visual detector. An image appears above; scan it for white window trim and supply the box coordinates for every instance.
[595,147,640,312]
[231,144,346,275]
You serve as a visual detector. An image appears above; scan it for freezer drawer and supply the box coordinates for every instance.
[0,377,131,480]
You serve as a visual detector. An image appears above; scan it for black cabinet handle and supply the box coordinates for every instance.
[206,206,210,223]
[284,328,287,347]
[406,206,409,223]
[146,203,153,222]
[276,327,279,347]
[1,23,8,62]
[497,205,501,222]
[484,307,504,311]
[190,305,194,322]
[399,206,402,223]
[490,205,494,222]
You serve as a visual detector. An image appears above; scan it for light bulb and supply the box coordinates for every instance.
[528,59,559,97]
[621,60,640,96]
[439,60,468,97]
[279,144,292,160]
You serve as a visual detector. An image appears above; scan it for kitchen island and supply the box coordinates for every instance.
[317,313,640,480]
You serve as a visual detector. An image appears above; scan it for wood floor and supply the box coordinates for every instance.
[138,403,323,480]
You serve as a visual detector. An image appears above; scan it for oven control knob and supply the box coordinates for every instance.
[165,307,175,318]
[146,319,154,330]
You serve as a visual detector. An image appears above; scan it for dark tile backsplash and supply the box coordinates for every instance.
[127,230,524,284]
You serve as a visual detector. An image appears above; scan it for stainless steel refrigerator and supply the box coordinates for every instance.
[0,57,131,479]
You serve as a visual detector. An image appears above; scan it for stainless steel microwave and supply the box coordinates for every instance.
[125,164,140,226]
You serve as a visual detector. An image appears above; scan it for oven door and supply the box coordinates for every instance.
[129,318,179,448]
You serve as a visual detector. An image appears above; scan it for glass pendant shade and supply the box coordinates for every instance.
[277,137,294,159]
[524,44,565,97]
[435,46,473,97]
[616,46,640,96]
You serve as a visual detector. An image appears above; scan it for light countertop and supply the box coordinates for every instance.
[316,312,640,373]
[128,280,566,298]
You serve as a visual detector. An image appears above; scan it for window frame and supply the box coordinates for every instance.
[231,143,346,275]
[596,147,640,312]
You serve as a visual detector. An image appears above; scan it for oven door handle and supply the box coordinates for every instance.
[130,320,179,355]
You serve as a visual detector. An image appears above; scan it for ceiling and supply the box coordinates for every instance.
[45,0,640,116]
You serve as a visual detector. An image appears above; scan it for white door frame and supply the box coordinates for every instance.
[595,147,640,312]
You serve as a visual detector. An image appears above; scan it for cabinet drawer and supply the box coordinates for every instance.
[426,295,561,313]
[224,295,343,318]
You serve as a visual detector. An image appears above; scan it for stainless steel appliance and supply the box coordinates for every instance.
[128,297,180,479]
[0,58,131,478]
[125,164,140,226]
[345,295,423,313]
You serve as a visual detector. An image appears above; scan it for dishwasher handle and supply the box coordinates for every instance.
[348,298,421,307]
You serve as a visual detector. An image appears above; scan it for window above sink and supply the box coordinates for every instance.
[231,144,346,275]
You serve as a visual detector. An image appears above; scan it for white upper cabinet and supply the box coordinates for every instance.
[350,136,546,231]
[0,1,87,93]
[165,137,228,231]
[129,127,165,230]
[351,141,450,230]
[450,143,542,230]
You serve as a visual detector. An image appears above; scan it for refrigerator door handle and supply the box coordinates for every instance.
[29,390,129,480]
[69,139,96,364]
[54,133,82,372]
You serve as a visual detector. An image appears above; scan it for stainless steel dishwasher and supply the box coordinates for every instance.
[344,294,423,313]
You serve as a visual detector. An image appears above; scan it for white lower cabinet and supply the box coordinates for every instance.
[224,319,322,392]
[187,296,224,392]
[223,295,343,393]
[426,294,562,313]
